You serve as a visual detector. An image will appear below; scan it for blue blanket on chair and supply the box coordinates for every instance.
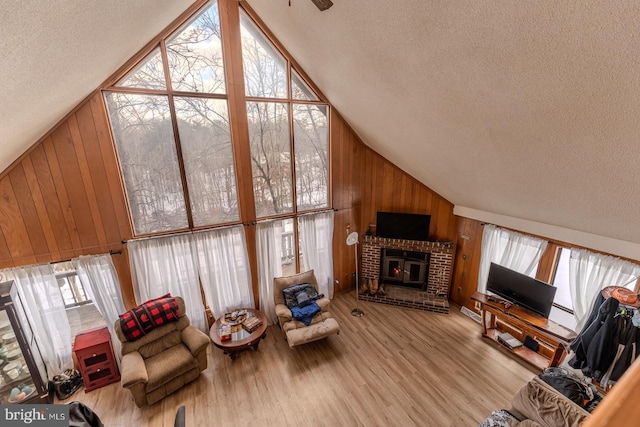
[290,302,321,326]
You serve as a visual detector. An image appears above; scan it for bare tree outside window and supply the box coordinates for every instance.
[239,11,287,99]
[105,93,189,234]
[175,96,239,226]
[293,104,329,210]
[240,11,328,219]
[166,0,226,94]
[116,47,166,90]
[247,101,293,217]
[291,69,318,101]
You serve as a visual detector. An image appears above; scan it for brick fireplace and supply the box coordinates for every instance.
[360,235,454,313]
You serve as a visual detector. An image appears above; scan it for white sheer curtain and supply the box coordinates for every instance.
[569,248,640,331]
[3,265,72,379]
[298,210,335,298]
[72,254,126,368]
[194,226,254,320]
[128,234,207,332]
[477,224,548,293]
[256,220,284,325]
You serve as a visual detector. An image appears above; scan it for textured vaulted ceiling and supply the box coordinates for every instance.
[0,0,196,174]
[246,0,640,259]
[2,0,640,259]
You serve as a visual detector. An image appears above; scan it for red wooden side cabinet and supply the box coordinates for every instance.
[73,327,121,392]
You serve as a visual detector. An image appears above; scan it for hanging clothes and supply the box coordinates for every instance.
[569,293,640,385]
[568,294,618,373]
[600,312,639,388]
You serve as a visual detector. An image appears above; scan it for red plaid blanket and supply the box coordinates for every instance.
[119,294,180,342]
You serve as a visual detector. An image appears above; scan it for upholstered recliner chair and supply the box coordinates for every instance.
[114,296,209,407]
[273,270,340,348]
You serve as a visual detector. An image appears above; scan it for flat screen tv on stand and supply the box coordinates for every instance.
[486,262,557,318]
[376,212,431,241]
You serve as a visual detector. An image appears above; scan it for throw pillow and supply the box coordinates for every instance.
[119,294,180,342]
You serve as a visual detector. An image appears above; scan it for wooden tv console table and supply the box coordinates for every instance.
[471,292,577,371]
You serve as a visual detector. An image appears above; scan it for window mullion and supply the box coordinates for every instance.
[288,63,298,218]
[160,39,195,229]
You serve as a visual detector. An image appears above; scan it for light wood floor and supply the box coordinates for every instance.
[60,292,537,426]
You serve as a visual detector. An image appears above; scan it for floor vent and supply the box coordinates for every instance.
[461,306,482,324]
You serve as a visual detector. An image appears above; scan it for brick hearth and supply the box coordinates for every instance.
[361,235,454,313]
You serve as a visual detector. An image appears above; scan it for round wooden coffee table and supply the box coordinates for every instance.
[209,308,267,360]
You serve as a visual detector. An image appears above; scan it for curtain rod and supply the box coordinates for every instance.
[123,209,338,242]
[122,223,251,244]
[51,250,123,265]
[251,208,338,225]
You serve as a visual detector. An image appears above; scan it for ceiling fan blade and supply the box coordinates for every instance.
[311,0,333,11]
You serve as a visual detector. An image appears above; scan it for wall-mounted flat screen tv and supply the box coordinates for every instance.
[376,212,431,241]
[486,262,557,318]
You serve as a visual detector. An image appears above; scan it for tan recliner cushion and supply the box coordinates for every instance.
[285,317,340,348]
[144,343,199,391]
[511,377,589,427]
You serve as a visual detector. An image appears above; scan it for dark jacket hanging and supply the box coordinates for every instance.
[568,295,618,373]
[603,314,639,385]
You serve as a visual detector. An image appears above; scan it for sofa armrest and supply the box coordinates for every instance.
[511,377,589,427]
[121,351,148,388]
[182,325,210,356]
[316,297,331,311]
[275,304,293,321]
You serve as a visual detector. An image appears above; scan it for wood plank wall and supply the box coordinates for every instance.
[450,217,483,308]
[0,94,135,306]
[330,109,457,294]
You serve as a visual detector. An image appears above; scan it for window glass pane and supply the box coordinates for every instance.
[247,101,293,217]
[116,47,166,90]
[174,96,239,226]
[552,248,572,309]
[293,104,329,211]
[166,0,226,94]
[105,92,189,234]
[67,275,87,303]
[548,247,576,330]
[280,218,296,276]
[292,69,318,101]
[57,277,76,306]
[240,10,287,98]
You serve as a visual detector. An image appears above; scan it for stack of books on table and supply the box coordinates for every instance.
[242,316,263,333]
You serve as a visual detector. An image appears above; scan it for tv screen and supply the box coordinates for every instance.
[486,262,557,318]
[376,212,431,241]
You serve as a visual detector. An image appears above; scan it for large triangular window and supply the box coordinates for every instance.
[240,10,329,218]
[104,0,238,235]
[103,0,330,239]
